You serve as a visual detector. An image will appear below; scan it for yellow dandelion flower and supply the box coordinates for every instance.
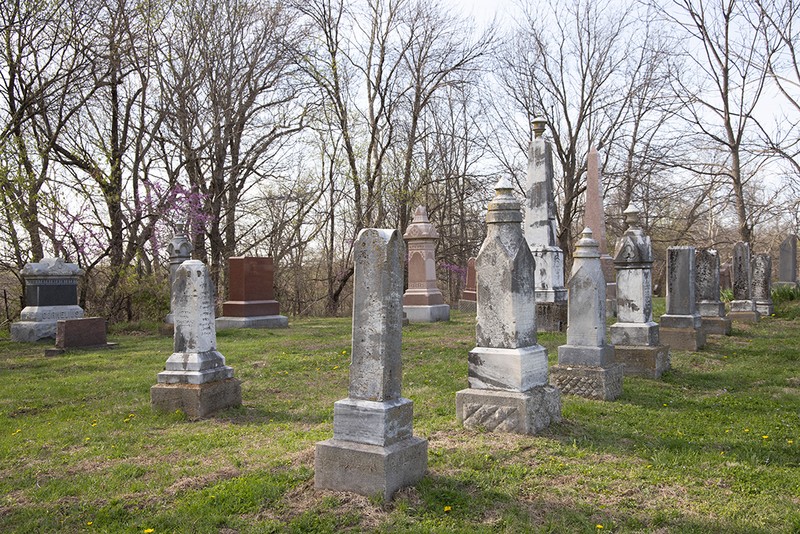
[788,440,794,444]
[744,428,750,433]
[596,525,604,530]
[662,403,667,407]
[85,437,91,441]
[333,365,339,369]
[144,529,155,533]
[342,350,347,355]
[91,423,97,427]
[762,435,769,439]
[87,521,93,526]
[443,505,452,512]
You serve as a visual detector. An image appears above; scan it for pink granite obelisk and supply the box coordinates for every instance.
[402,206,450,322]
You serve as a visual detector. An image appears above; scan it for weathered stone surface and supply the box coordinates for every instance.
[535,302,567,332]
[550,364,623,401]
[402,206,449,322]
[720,262,732,291]
[585,147,616,315]
[467,345,549,392]
[456,386,561,435]
[752,253,774,316]
[660,246,704,351]
[150,379,241,419]
[55,317,107,349]
[316,228,426,501]
[779,235,798,284]
[610,345,670,379]
[523,118,567,315]
[165,224,193,325]
[156,260,236,387]
[695,248,729,331]
[11,258,85,342]
[730,242,758,322]
[458,300,477,314]
[314,437,427,502]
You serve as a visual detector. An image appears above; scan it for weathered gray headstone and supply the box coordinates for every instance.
[11,258,85,342]
[402,206,450,322]
[165,224,193,324]
[585,147,617,316]
[752,253,774,316]
[695,248,732,335]
[523,117,567,331]
[609,206,670,378]
[458,257,477,313]
[659,246,706,351]
[729,242,760,323]
[315,229,427,501]
[551,228,623,400]
[456,178,561,434]
[151,260,241,418]
[777,234,798,287]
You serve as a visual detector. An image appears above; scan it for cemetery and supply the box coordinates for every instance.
[2,0,800,531]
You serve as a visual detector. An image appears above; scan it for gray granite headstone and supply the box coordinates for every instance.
[456,178,561,434]
[151,260,241,418]
[778,235,797,286]
[609,206,670,378]
[729,242,759,322]
[659,246,706,351]
[752,253,774,316]
[315,228,427,501]
[551,228,622,400]
[11,258,85,342]
[695,248,732,335]
[523,117,567,331]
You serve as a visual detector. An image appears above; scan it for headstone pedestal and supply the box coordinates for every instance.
[402,206,450,323]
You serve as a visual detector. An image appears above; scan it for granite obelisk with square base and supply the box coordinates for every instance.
[729,242,760,323]
[777,235,798,287]
[458,257,477,313]
[216,257,288,329]
[585,147,616,316]
[402,206,450,322]
[609,206,670,378]
[695,248,732,335]
[659,246,706,351]
[151,260,241,419]
[522,117,567,331]
[752,253,774,316]
[11,258,85,342]
[456,178,561,434]
[315,229,427,501]
[551,229,622,400]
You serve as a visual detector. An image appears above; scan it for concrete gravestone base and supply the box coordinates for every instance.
[609,346,670,379]
[150,380,241,419]
[402,304,450,323]
[215,316,288,329]
[659,321,707,352]
[456,386,561,434]
[701,316,733,335]
[550,364,623,401]
[727,309,760,323]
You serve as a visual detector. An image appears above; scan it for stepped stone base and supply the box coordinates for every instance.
[728,311,760,323]
[755,302,774,316]
[550,364,623,401]
[150,379,241,419]
[458,300,477,314]
[610,345,670,379]
[403,304,450,323]
[314,436,427,501]
[660,326,705,352]
[456,386,561,435]
[215,315,288,329]
[535,301,567,332]
[701,316,732,335]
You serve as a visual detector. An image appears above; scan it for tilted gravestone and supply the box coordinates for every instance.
[695,248,732,335]
[44,317,115,357]
[585,147,616,316]
[458,257,477,313]
[402,206,450,322]
[216,257,288,329]
[456,178,561,434]
[315,228,427,501]
[777,234,798,287]
[752,253,774,316]
[151,260,241,419]
[522,117,567,331]
[550,228,623,400]
[11,258,84,342]
[659,246,706,351]
[609,206,670,378]
[729,242,760,323]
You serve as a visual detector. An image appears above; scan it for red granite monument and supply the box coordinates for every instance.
[458,257,477,313]
[216,257,288,329]
[402,206,450,322]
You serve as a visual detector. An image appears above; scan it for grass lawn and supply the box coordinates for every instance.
[0,299,798,533]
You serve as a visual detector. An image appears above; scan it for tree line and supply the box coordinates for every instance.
[1,0,798,321]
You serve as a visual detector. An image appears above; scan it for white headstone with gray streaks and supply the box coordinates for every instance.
[608,206,670,378]
[315,228,427,501]
[165,224,193,325]
[523,117,567,331]
[550,228,622,400]
[456,178,561,434]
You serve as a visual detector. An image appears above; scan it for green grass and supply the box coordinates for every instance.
[1,300,798,533]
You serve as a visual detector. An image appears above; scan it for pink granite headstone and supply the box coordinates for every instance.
[402,206,450,322]
[585,147,616,314]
